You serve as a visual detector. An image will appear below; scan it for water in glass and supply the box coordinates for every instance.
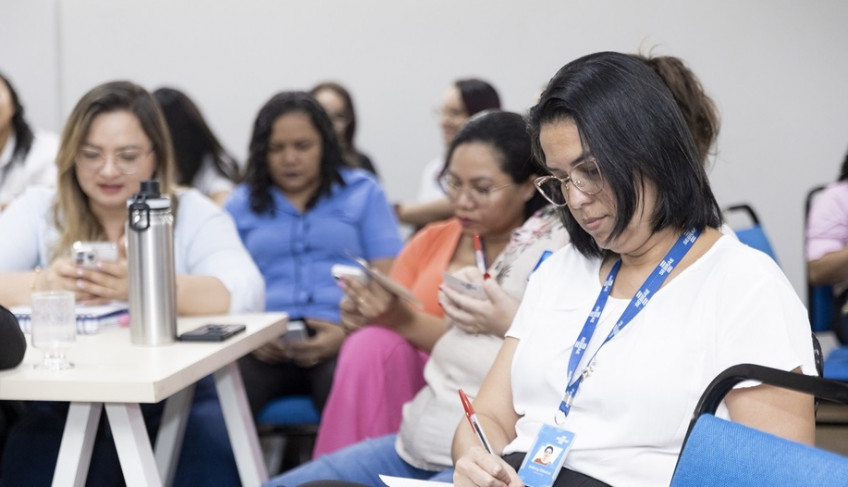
[31,290,76,370]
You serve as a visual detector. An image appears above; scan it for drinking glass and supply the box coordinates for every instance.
[30,290,76,370]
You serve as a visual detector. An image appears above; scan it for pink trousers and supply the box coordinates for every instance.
[312,326,428,457]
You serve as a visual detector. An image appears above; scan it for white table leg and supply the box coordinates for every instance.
[105,403,163,487]
[52,402,102,487]
[215,362,269,486]
[155,384,195,487]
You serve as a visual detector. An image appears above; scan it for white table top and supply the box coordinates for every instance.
[0,312,287,403]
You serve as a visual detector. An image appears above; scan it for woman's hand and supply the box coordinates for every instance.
[252,339,289,364]
[338,273,401,327]
[339,294,367,334]
[453,446,523,487]
[73,257,130,305]
[439,267,520,337]
[37,256,100,303]
[285,318,346,367]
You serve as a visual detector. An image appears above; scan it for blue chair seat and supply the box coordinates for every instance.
[824,346,848,381]
[671,415,848,486]
[257,395,320,426]
[256,395,321,474]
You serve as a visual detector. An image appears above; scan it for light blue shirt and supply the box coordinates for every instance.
[225,168,402,322]
[0,186,265,313]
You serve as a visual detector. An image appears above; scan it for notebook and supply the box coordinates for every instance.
[11,302,129,335]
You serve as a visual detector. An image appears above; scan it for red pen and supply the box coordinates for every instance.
[459,388,494,454]
[473,234,490,280]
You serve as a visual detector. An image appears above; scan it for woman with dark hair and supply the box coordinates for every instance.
[153,87,241,206]
[807,149,848,289]
[265,111,563,486]
[0,72,59,210]
[310,81,378,176]
[225,91,402,418]
[395,78,501,228]
[452,52,814,487]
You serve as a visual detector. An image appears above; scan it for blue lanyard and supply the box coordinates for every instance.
[555,228,700,423]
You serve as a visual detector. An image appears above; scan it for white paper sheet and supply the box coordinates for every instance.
[379,474,452,487]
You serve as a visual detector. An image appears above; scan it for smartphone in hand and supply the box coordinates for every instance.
[72,241,118,268]
[331,264,369,285]
[280,319,310,344]
[342,254,423,308]
[442,272,487,300]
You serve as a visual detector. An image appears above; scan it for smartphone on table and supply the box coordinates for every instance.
[178,323,247,342]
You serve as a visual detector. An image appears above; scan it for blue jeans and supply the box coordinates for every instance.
[264,434,454,487]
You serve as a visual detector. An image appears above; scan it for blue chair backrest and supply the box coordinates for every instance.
[810,284,835,333]
[724,203,779,264]
[670,414,848,486]
[734,226,779,263]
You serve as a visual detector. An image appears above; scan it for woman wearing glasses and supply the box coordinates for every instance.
[0,81,263,485]
[394,79,501,229]
[452,52,815,487]
[265,111,562,485]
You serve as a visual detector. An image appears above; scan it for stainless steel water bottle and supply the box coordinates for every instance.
[127,180,177,345]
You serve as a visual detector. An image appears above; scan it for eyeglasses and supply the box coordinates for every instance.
[438,174,513,205]
[75,147,153,175]
[534,159,604,207]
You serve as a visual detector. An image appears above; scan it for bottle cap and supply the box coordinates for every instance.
[127,180,171,210]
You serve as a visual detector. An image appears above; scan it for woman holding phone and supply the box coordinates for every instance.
[224,91,402,420]
[279,112,559,485]
[0,80,263,486]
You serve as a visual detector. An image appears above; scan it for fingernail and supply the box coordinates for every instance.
[76,268,84,276]
[76,279,85,289]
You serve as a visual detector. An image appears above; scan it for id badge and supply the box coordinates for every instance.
[517,424,575,487]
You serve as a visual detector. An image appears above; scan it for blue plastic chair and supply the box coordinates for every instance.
[824,347,848,381]
[256,395,321,474]
[805,185,836,333]
[670,364,848,486]
[723,203,779,264]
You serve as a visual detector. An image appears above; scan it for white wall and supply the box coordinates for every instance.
[2,0,847,300]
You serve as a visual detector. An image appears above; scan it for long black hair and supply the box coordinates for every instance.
[244,91,344,214]
[0,72,34,163]
[153,87,240,186]
[529,52,721,258]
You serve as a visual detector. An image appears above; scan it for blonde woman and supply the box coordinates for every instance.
[0,80,263,486]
